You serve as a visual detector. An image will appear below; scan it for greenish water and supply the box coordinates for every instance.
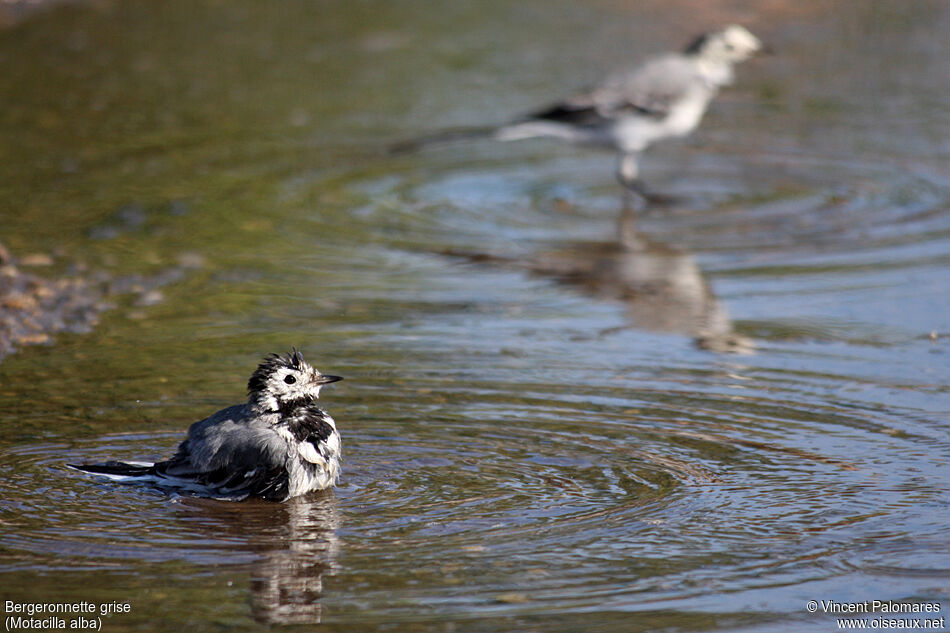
[1,1,949,631]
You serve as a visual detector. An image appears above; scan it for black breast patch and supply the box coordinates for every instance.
[286,405,335,447]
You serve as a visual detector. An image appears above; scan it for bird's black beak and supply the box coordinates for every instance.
[758,43,776,56]
[316,374,343,385]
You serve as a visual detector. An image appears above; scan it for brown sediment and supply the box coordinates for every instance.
[0,240,200,360]
[0,242,108,359]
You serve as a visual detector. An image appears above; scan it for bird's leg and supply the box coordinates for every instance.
[618,153,649,212]
[616,153,641,190]
[616,153,677,208]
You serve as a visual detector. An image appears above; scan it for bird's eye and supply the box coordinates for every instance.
[284,375,297,384]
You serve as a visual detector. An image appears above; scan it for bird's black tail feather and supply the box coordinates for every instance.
[67,461,156,477]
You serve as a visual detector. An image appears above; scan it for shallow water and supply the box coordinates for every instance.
[1,0,949,631]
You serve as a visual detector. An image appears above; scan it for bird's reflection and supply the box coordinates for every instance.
[454,206,753,353]
[176,492,340,625]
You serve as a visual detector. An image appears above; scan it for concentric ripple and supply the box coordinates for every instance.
[3,2,950,632]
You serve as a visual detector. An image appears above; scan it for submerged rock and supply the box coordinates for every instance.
[0,241,200,361]
[0,245,107,359]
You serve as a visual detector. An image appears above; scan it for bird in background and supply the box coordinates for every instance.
[69,350,343,502]
[393,25,764,204]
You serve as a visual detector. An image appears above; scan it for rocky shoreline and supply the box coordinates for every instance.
[0,241,200,360]
[0,242,108,359]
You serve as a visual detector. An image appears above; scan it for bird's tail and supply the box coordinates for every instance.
[387,125,497,155]
[67,460,157,481]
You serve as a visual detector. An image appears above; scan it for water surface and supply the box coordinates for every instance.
[1,1,948,631]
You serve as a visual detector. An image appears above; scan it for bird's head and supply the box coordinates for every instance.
[247,349,342,414]
[685,25,763,65]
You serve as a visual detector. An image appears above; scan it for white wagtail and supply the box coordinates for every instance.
[393,25,763,201]
[69,350,343,501]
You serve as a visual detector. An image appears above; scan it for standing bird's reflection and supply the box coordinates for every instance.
[447,207,753,353]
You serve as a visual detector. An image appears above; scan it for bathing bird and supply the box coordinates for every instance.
[69,350,343,501]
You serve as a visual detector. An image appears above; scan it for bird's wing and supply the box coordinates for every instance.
[591,54,703,119]
[156,457,289,501]
[155,436,291,501]
[155,406,292,500]
[526,97,615,127]
[162,404,259,472]
[198,461,289,501]
[525,55,700,126]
